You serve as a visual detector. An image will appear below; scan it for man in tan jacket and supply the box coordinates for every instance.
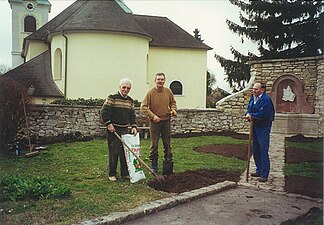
[141,73,177,175]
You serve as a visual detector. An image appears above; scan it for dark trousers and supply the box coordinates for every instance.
[252,122,272,178]
[149,119,172,161]
[106,127,129,177]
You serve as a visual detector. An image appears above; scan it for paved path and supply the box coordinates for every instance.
[239,133,286,192]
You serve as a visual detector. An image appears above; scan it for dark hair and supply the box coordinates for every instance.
[261,82,266,90]
[155,73,166,80]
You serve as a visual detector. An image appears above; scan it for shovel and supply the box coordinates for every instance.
[246,120,253,182]
[163,114,173,175]
[114,131,162,179]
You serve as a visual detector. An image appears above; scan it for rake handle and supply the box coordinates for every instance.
[22,94,33,152]
[113,132,157,177]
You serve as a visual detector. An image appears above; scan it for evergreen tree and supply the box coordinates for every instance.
[216,0,323,91]
[193,28,204,42]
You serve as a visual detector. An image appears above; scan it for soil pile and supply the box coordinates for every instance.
[148,169,241,193]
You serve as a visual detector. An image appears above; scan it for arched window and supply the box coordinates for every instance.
[54,48,63,80]
[170,80,183,95]
[24,16,36,32]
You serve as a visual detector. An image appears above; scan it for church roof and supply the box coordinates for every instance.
[133,15,211,50]
[3,50,64,98]
[25,0,151,42]
[25,0,211,50]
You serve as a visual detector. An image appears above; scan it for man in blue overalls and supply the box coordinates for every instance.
[245,82,275,182]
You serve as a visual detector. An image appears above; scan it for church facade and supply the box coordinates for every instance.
[5,0,211,108]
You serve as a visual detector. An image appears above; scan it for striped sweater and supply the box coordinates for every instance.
[100,92,137,128]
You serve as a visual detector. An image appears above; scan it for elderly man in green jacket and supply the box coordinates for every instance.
[100,78,137,182]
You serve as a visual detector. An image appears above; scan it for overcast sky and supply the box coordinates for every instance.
[0,0,258,92]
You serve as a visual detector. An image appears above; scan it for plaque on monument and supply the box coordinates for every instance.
[282,85,295,102]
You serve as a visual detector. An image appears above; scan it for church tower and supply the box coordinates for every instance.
[8,0,51,68]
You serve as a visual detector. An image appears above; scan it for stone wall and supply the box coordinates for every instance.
[25,105,241,140]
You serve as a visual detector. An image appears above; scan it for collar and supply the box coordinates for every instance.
[118,91,127,98]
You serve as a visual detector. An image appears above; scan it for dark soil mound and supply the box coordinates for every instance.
[280,207,323,225]
[148,169,241,193]
[173,131,248,140]
[285,147,323,164]
[286,134,322,143]
[196,144,247,160]
[284,176,323,198]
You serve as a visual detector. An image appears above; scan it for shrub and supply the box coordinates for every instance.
[0,77,32,154]
[0,176,71,202]
[51,98,104,106]
[51,98,141,107]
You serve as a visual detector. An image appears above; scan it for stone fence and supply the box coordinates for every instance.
[26,105,249,141]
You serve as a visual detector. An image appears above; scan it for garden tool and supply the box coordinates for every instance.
[246,119,253,182]
[163,113,174,175]
[114,132,165,181]
[22,93,39,158]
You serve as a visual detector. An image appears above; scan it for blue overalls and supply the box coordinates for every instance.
[246,94,275,178]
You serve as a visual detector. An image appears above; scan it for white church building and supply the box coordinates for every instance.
[5,0,212,108]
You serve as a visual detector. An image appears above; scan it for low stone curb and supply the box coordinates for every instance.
[75,180,237,225]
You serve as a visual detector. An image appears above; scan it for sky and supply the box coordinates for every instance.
[0,0,258,92]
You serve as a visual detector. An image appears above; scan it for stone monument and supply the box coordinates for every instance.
[270,74,319,136]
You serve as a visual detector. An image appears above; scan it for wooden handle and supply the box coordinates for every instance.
[246,120,253,182]
[113,132,157,177]
[22,94,33,153]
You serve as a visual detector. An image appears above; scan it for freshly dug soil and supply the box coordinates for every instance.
[148,169,241,193]
[148,132,323,199]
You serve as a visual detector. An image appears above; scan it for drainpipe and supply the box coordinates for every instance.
[62,31,68,98]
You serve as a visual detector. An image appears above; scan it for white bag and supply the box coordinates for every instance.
[121,133,146,183]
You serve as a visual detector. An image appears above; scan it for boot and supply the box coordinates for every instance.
[163,158,173,175]
[151,159,158,174]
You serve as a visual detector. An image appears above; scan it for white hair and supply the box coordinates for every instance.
[119,78,132,87]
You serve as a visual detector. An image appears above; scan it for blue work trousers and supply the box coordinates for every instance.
[252,122,272,178]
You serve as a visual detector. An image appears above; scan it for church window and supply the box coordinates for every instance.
[170,80,183,95]
[54,48,63,80]
[24,16,36,32]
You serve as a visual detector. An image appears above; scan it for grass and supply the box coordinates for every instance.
[285,140,323,153]
[284,139,323,178]
[0,135,247,225]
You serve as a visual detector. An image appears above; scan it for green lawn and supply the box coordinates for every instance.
[284,139,323,178]
[0,135,247,225]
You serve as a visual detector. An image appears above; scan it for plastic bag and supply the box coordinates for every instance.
[121,133,146,183]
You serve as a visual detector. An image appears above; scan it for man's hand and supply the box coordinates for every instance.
[152,115,161,123]
[245,113,252,122]
[107,124,115,132]
[171,109,177,117]
[131,127,137,136]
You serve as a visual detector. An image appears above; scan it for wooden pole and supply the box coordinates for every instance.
[246,120,253,182]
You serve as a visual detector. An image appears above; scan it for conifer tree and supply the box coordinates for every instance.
[216,0,323,91]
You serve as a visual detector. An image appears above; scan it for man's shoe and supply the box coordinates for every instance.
[258,177,268,182]
[121,175,130,179]
[108,176,117,181]
[251,172,261,177]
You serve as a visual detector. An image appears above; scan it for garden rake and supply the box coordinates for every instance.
[22,93,39,158]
